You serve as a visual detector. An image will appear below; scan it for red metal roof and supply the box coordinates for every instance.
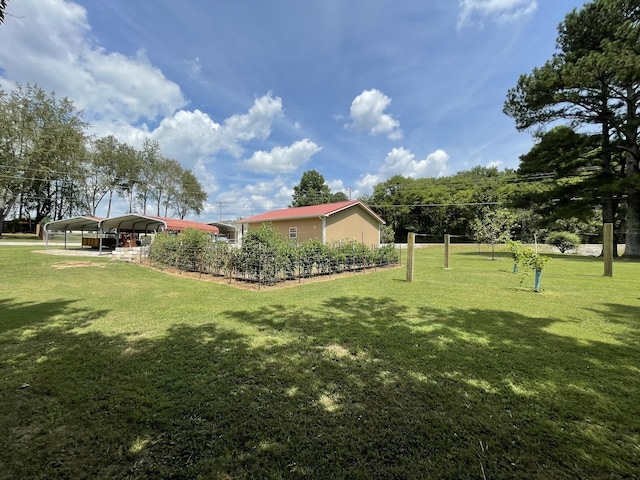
[99,214,219,234]
[149,216,219,233]
[242,200,385,224]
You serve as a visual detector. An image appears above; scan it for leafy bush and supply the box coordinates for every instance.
[373,243,398,266]
[149,229,215,271]
[204,241,233,276]
[150,223,399,285]
[506,240,524,262]
[545,231,581,253]
[333,240,365,271]
[380,225,395,244]
[506,240,524,273]
[238,224,294,284]
[148,232,180,267]
[520,249,550,272]
[299,239,329,277]
[511,246,550,292]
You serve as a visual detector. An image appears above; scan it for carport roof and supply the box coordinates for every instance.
[99,214,219,234]
[44,216,102,232]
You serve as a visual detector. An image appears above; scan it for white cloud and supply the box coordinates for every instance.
[149,93,284,163]
[147,94,285,202]
[90,93,285,210]
[193,159,219,196]
[217,93,284,157]
[239,139,322,174]
[458,0,538,28]
[152,109,221,159]
[327,179,345,194]
[212,178,293,219]
[356,148,450,193]
[380,147,449,178]
[355,173,381,193]
[185,57,204,81]
[346,89,402,140]
[0,0,185,123]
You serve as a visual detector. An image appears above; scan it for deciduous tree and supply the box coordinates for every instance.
[290,170,331,207]
[173,169,206,219]
[0,84,87,234]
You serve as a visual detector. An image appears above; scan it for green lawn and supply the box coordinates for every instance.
[1,245,639,479]
[0,233,84,242]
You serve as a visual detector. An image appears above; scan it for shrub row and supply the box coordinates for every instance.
[149,225,399,285]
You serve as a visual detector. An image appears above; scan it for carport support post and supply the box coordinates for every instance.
[444,234,450,269]
[406,232,415,283]
[604,223,613,277]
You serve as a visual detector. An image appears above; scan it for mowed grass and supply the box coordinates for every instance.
[0,245,639,479]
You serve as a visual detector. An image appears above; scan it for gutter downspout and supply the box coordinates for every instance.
[321,216,326,245]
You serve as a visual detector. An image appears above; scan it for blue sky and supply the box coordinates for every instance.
[0,0,586,220]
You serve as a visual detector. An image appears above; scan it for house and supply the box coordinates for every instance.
[240,200,385,247]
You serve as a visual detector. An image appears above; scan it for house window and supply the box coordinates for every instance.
[289,227,297,239]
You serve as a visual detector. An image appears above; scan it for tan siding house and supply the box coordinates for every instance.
[241,200,385,247]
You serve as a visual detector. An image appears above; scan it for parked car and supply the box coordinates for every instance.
[215,234,229,243]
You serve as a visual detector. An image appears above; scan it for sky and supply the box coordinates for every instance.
[0,0,587,221]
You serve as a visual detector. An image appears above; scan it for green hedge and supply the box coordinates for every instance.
[149,224,399,285]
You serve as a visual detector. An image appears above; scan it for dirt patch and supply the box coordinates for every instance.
[139,262,401,291]
[52,261,107,269]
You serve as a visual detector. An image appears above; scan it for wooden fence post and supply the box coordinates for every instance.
[444,234,450,269]
[604,223,613,277]
[406,233,415,283]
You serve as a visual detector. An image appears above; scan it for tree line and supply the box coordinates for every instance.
[361,167,602,244]
[0,84,206,235]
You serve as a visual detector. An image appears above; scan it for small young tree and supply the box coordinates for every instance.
[471,208,515,260]
[518,248,550,292]
[506,240,524,273]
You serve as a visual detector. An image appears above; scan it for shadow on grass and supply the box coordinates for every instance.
[1,296,639,479]
[461,249,640,264]
[0,297,108,334]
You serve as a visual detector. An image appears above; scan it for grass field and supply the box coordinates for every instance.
[0,233,84,243]
[1,245,639,479]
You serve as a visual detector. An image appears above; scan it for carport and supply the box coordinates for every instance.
[43,216,103,250]
[207,221,240,244]
[98,214,219,254]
